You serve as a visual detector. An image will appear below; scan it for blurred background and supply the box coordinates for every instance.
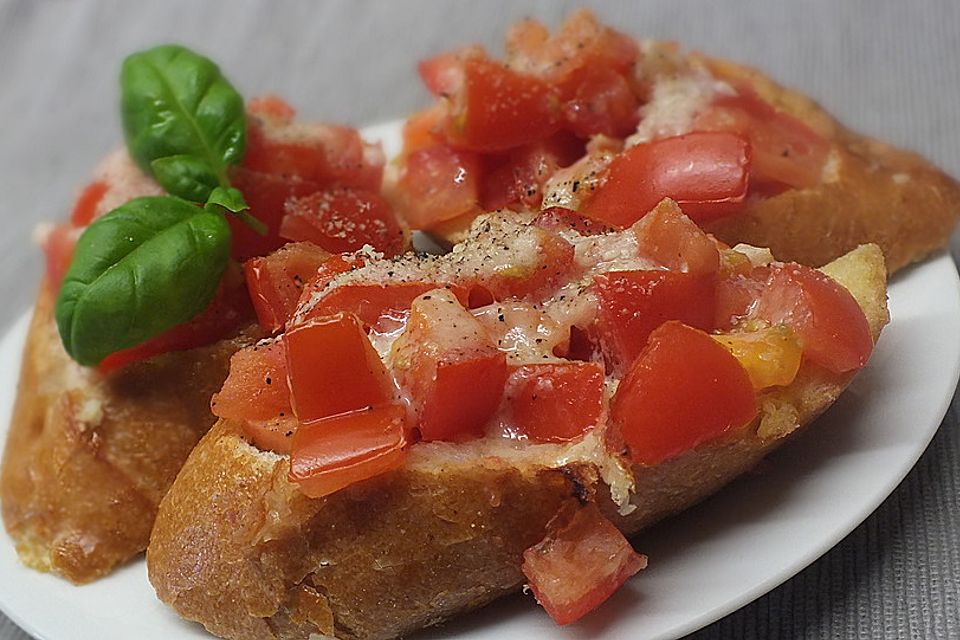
[0,1,958,638]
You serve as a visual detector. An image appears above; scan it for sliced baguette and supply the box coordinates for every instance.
[147,244,888,640]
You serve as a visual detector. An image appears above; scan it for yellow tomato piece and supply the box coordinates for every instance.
[713,325,803,389]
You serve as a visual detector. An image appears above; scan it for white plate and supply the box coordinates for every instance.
[0,123,958,640]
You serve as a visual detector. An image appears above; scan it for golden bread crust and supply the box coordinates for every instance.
[0,282,258,583]
[148,245,888,639]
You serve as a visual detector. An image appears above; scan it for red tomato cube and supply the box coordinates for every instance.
[506,362,605,443]
[631,200,721,274]
[243,242,332,333]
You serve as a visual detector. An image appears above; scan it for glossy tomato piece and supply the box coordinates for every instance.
[301,281,468,332]
[292,253,368,320]
[417,45,484,97]
[611,321,758,466]
[400,105,446,158]
[479,132,585,211]
[289,404,407,498]
[755,263,873,373]
[695,89,830,192]
[560,65,640,138]
[581,132,751,227]
[533,206,615,236]
[481,226,578,300]
[506,362,605,443]
[284,313,395,424]
[592,270,717,374]
[392,144,482,231]
[390,289,507,442]
[244,118,383,191]
[69,180,108,227]
[445,57,561,152]
[244,242,332,333]
[713,326,803,389]
[522,502,646,626]
[98,270,252,374]
[631,200,721,274]
[279,187,407,258]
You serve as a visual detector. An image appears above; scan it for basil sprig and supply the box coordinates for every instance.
[55,44,263,366]
[121,45,247,207]
[56,197,230,366]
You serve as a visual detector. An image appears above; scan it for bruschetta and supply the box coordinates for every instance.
[387,10,959,273]
[1,45,408,583]
[147,201,888,639]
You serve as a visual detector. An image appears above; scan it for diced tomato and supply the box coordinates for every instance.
[581,132,751,227]
[279,187,406,258]
[506,362,605,443]
[301,281,468,332]
[479,132,585,211]
[292,253,368,320]
[290,404,407,498]
[444,57,561,152]
[42,223,81,288]
[98,270,252,374]
[631,200,721,274]
[392,145,483,231]
[243,118,383,191]
[400,105,447,158]
[592,270,717,374]
[247,95,296,123]
[754,263,873,373]
[244,242,332,333]
[713,326,803,389]
[211,339,294,453]
[229,168,326,259]
[417,45,484,98]
[390,289,507,442]
[695,89,830,191]
[522,502,646,626]
[611,321,758,466]
[533,206,614,236]
[284,313,395,424]
[69,180,109,227]
[560,65,640,138]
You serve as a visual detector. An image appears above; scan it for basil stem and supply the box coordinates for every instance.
[55,196,230,366]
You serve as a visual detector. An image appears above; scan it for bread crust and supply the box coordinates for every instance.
[148,245,888,640]
[0,282,259,583]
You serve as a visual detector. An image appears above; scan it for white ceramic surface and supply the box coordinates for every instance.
[0,122,958,640]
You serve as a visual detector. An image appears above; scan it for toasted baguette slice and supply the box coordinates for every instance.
[147,244,887,640]
[0,282,259,583]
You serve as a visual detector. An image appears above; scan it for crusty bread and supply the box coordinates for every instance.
[0,282,260,583]
[147,244,887,640]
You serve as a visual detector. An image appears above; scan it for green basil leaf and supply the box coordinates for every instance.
[55,196,230,366]
[151,154,220,202]
[205,185,249,213]
[121,44,246,189]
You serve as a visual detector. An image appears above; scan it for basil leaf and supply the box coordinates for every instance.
[55,196,230,366]
[151,154,220,202]
[121,45,246,196]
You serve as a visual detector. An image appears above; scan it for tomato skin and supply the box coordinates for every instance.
[479,132,585,211]
[392,145,482,231]
[522,502,646,626]
[212,340,290,423]
[284,313,396,425]
[611,321,758,466]
[244,242,332,333]
[97,271,252,374]
[69,180,109,227]
[533,206,614,236]
[695,89,830,191]
[560,65,640,138]
[581,132,751,227]
[755,264,873,373]
[631,200,721,275]
[289,404,408,498]
[446,57,561,153]
[592,270,717,374]
[279,187,406,258]
[390,289,507,442]
[506,362,605,443]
